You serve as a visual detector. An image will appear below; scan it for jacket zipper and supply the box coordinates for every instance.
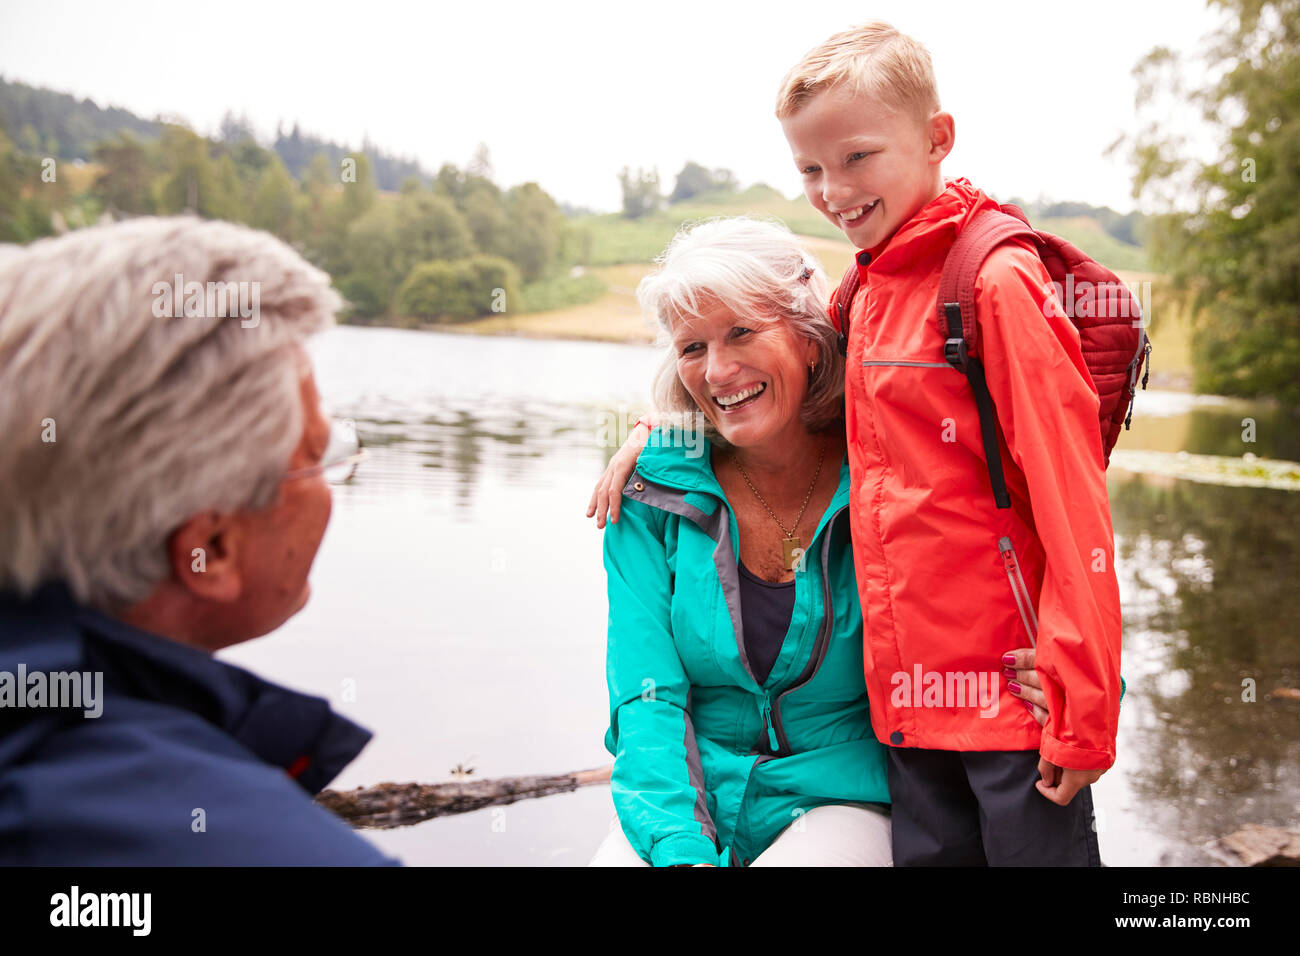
[759,693,780,753]
[762,505,848,755]
[998,536,1039,647]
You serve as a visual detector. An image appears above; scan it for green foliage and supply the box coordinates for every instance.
[92,133,157,214]
[669,161,739,203]
[395,255,521,324]
[1127,0,1300,405]
[619,166,662,219]
[520,272,607,312]
[502,182,562,282]
[1,82,629,329]
[1035,217,1150,272]
[0,79,160,159]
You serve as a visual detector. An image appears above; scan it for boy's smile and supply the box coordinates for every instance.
[779,81,953,252]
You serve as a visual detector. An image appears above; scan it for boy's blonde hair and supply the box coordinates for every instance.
[775,21,940,123]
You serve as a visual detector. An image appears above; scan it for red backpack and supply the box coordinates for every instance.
[830,203,1152,509]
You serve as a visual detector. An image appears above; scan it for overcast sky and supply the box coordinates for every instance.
[0,0,1226,213]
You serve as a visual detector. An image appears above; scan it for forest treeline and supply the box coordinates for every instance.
[0,95,589,324]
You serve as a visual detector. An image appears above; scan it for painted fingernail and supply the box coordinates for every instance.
[1003,668,1016,679]
[1023,700,1034,711]
[1002,654,1016,666]
[1008,681,1021,694]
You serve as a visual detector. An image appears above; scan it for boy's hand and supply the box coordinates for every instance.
[586,417,654,528]
[1035,761,1104,806]
[1001,647,1047,726]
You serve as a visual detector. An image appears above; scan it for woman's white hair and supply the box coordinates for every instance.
[0,216,339,610]
[638,216,843,443]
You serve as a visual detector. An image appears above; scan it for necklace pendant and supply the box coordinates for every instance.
[782,536,804,571]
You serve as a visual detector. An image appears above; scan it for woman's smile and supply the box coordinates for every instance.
[713,381,767,411]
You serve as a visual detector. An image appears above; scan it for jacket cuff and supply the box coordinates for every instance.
[1039,730,1115,772]
[649,832,723,867]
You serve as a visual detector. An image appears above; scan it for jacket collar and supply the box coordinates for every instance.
[862,177,1002,276]
[627,427,852,541]
[0,583,372,795]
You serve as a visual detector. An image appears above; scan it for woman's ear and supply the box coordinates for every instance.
[166,511,244,603]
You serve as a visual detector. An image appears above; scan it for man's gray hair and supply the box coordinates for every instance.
[637,216,844,443]
[0,216,339,609]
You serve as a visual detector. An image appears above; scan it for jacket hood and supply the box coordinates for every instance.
[0,582,372,795]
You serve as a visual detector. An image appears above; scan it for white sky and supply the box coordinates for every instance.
[0,0,1227,214]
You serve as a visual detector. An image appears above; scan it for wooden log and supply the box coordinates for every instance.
[316,765,612,829]
[1218,824,1300,866]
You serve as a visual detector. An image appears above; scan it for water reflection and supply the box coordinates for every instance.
[1110,475,1300,863]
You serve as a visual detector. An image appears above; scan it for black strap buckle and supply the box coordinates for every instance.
[944,337,969,372]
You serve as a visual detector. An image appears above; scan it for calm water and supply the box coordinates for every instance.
[220,325,1300,866]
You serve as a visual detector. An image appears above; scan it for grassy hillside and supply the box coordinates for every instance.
[574,189,1147,273]
[457,194,1171,376]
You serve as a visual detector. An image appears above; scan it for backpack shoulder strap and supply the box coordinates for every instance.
[830,261,860,357]
[936,206,1039,511]
[935,205,1039,347]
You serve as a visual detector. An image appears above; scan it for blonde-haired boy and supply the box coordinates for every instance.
[775,20,1121,866]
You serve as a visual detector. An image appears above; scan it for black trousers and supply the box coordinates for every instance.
[886,748,1101,866]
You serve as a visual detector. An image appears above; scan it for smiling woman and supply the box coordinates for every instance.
[589,216,895,867]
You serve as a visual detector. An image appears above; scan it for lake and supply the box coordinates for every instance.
[220,324,1300,866]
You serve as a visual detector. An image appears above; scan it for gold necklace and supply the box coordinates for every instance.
[732,435,827,571]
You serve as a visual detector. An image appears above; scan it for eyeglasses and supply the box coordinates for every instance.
[283,418,368,485]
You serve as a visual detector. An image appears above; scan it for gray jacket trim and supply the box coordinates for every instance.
[771,506,847,750]
[682,698,717,846]
[623,472,754,682]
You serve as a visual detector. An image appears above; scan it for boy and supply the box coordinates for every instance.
[773,21,1120,865]
[589,21,1122,865]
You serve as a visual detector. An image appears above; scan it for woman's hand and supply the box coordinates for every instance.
[1003,646,1111,804]
[586,417,654,528]
[1001,646,1047,726]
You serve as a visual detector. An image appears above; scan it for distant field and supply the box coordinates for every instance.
[570,187,1148,273]
[455,205,1183,378]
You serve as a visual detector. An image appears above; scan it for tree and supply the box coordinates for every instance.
[0,125,56,242]
[93,132,156,215]
[394,188,475,265]
[619,166,661,219]
[250,155,297,239]
[503,182,561,282]
[669,161,739,203]
[395,255,521,324]
[1126,0,1300,405]
[153,124,218,215]
[463,186,512,258]
[338,151,376,224]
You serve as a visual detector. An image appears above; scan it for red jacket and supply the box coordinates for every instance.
[844,179,1122,770]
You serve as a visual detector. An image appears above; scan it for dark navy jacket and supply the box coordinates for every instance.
[0,584,399,865]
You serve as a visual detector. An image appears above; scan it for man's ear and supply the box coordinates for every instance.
[167,511,243,603]
[927,111,955,164]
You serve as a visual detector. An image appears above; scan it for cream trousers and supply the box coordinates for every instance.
[588,802,893,867]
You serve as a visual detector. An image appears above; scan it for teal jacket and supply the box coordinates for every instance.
[602,428,889,867]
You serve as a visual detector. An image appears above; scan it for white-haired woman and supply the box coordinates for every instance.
[587,217,1050,867]
[588,217,892,867]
